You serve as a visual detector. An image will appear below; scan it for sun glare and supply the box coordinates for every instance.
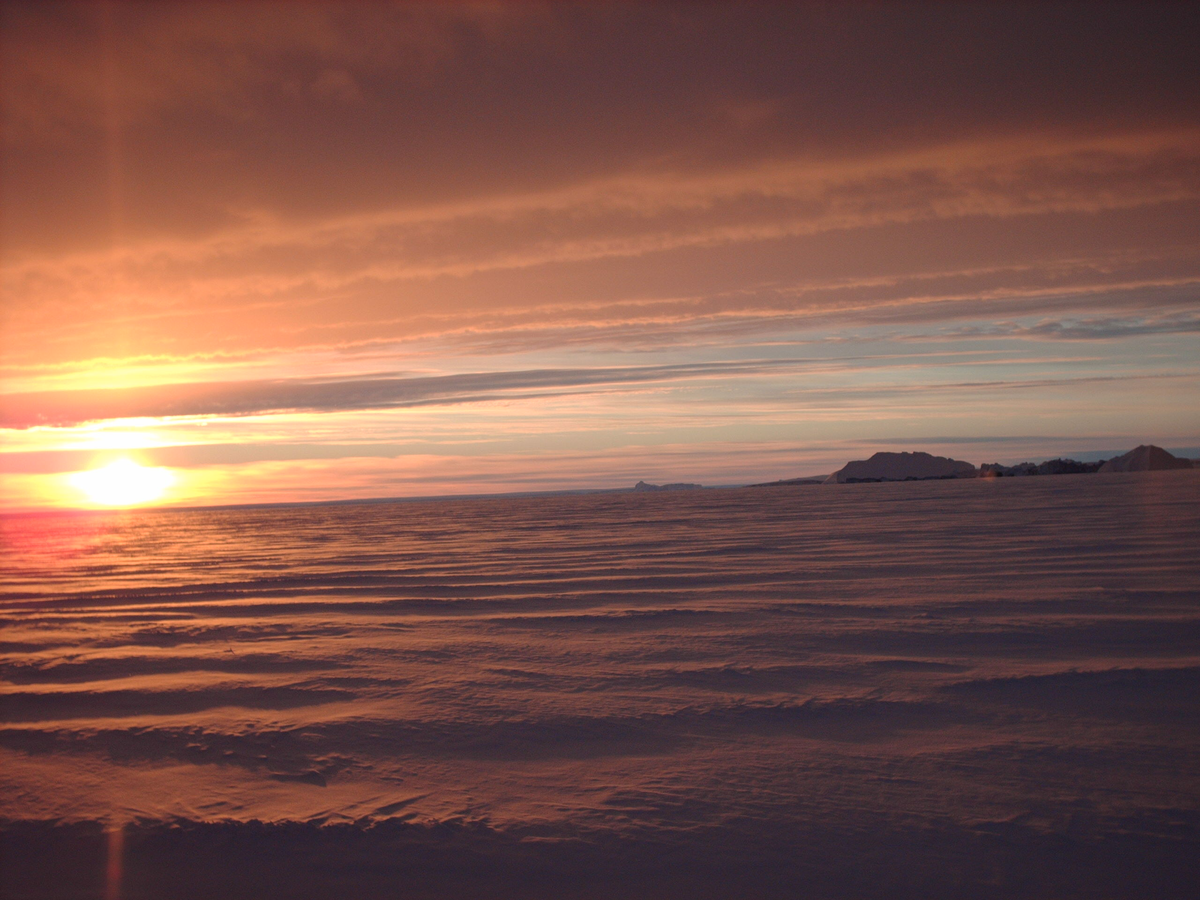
[68,459,175,506]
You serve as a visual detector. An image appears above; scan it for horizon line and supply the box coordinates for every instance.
[5,443,1199,517]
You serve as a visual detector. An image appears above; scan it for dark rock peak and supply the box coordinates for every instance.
[1098,445,1193,473]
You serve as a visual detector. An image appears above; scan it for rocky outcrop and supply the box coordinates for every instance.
[1098,445,1192,473]
[633,480,703,491]
[1037,458,1105,475]
[980,458,1103,477]
[824,451,976,484]
[980,462,1038,477]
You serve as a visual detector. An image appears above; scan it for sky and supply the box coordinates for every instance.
[2,1,1199,510]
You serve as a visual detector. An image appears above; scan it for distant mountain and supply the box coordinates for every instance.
[824,451,976,484]
[1098,445,1193,473]
[781,443,1194,487]
[633,480,703,491]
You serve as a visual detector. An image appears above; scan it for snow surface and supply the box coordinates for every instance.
[2,471,1198,898]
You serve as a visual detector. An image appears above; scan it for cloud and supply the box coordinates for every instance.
[0,359,815,429]
[2,2,1198,507]
[2,5,1198,377]
[4,157,1199,369]
[311,68,363,105]
[931,311,1200,341]
[5,2,1199,259]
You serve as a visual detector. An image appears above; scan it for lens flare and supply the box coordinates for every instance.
[69,459,175,506]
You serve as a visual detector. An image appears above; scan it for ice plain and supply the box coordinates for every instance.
[1,471,1198,898]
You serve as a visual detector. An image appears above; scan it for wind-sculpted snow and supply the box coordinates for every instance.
[2,472,1199,898]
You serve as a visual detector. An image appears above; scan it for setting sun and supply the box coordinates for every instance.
[68,459,175,506]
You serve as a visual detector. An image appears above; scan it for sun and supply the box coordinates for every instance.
[68,459,175,506]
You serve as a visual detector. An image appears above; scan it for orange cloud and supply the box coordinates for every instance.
[3,4,1198,508]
